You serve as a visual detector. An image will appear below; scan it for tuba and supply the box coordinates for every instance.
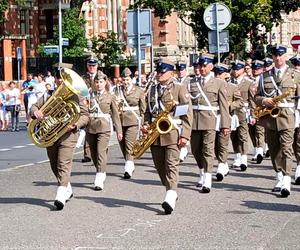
[28,68,89,148]
[131,100,176,159]
[253,89,294,119]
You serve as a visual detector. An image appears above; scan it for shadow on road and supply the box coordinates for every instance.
[76,196,164,214]
[241,200,300,212]
[0,197,53,209]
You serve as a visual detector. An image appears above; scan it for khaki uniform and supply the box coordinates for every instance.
[82,71,104,160]
[215,81,244,163]
[292,70,300,165]
[86,90,122,172]
[145,79,193,190]
[30,94,89,186]
[255,67,300,175]
[230,77,255,155]
[188,75,230,173]
[117,85,146,161]
[175,75,190,87]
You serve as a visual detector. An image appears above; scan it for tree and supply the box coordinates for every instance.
[91,31,132,68]
[38,8,87,57]
[135,0,300,57]
[0,0,29,23]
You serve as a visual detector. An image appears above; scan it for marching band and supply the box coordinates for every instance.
[29,44,300,214]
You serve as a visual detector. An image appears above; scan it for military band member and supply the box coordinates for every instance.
[214,63,243,181]
[175,62,190,86]
[188,54,230,192]
[290,55,300,184]
[142,59,192,214]
[230,60,255,171]
[30,67,89,210]
[81,56,102,163]
[174,62,190,162]
[262,57,274,157]
[248,60,265,164]
[118,67,146,179]
[86,73,123,190]
[254,44,300,197]
[263,57,274,72]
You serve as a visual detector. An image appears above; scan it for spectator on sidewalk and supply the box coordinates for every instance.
[35,74,46,99]
[44,70,55,90]
[5,81,21,132]
[21,73,35,124]
[0,82,9,130]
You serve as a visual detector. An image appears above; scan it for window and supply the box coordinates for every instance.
[45,10,54,39]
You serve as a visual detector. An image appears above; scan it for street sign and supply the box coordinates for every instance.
[208,30,230,53]
[44,45,59,54]
[128,35,152,48]
[62,38,69,46]
[203,3,232,31]
[17,47,22,61]
[291,35,300,50]
[127,9,152,35]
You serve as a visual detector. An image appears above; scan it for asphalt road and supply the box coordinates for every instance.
[1,135,300,249]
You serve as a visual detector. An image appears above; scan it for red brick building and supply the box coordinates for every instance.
[1,0,197,80]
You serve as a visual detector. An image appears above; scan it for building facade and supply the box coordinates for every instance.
[2,1,299,81]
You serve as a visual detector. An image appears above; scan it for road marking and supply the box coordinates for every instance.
[0,148,11,151]
[0,163,35,172]
[37,160,49,164]
[12,145,26,149]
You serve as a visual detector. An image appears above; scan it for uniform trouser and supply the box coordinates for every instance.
[214,131,230,163]
[190,129,216,173]
[86,132,110,172]
[151,144,180,190]
[293,128,300,165]
[248,124,265,148]
[266,128,294,176]
[46,131,78,186]
[83,134,91,159]
[119,125,138,161]
[230,120,249,154]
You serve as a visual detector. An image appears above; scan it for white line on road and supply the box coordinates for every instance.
[12,145,26,149]
[0,148,11,151]
[37,160,49,164]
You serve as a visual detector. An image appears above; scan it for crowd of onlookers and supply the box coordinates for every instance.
[0,71,56,132]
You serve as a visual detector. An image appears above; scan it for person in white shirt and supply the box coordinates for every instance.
[0,82,9,130]
[44,71,55,90]
[5,81,21,131]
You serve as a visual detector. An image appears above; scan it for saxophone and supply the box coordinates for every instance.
[28,68,88,148]
[131,100,176,159]
[253,88,294,119]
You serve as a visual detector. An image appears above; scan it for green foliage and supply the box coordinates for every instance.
[135,0,300,56]
[1,0,34,23]
[38,8,87,57]
[0,0,9,23]
[91,31,133,67]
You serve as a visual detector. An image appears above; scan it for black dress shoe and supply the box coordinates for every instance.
[196,183,203,188]
[265,150,270,158]
[124,172,131,179]
[240,164,247,171]
[81,157,91,163]
[216,173,224,182]
[201,186,210,193]
[281,188,290,197]
[272,187,281,192]
[162,202,173,215]
[256,154,263,164]
[295,177,300,185]
[54,200,64,210]
[94,186,102,191]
